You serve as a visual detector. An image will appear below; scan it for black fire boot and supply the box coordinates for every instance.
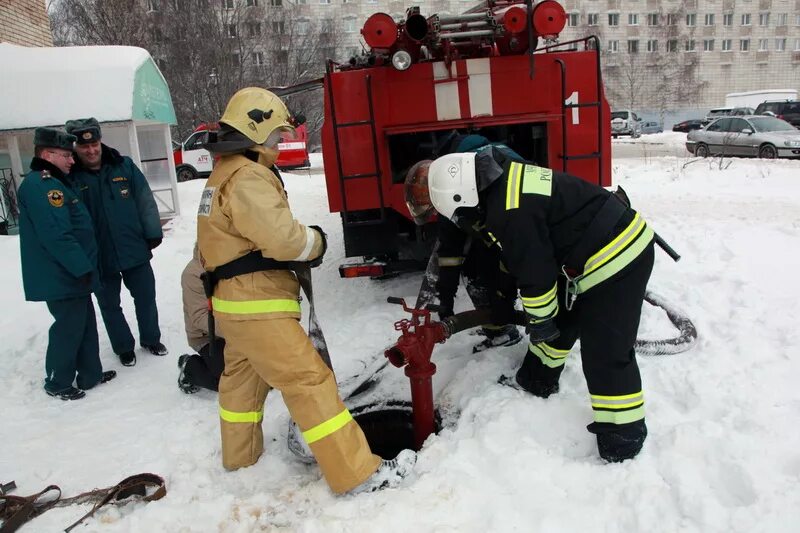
[588,419,648,463]
[119,351,136,367]
[513,351,563,398]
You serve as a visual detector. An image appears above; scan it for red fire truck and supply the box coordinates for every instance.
[283,0,612,277]
[173,122,310,182]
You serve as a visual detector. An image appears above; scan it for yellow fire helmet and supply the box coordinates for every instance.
[219,87,295,145]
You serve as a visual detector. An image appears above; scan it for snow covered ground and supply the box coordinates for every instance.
[1,153,799,532]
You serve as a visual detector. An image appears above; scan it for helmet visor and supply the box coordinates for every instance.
[404,160,435,225]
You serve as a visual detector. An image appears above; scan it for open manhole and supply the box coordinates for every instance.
[351,401,441,459]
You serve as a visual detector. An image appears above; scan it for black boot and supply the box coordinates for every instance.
[588,420,648,463]
[101,370,117,384]
[177,354,199,394]
[143,342,168,356]
[119,351,136,367]
[514,352,563,398]
[46,386,86,401]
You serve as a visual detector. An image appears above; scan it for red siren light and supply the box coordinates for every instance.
[362,12,399,50]
[532,0,567,37]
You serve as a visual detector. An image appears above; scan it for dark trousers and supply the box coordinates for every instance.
[44,297,102,392]
[518,243,655,423]
[185,338,226,392]
[462,242,517,316]
[96,262,161,354]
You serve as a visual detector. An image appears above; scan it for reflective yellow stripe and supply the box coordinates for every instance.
[530,343,567,368]
[575,225,654,294]
[521,165,553,196]
[591,391,643,401]
[530,342,569,359]
[438,256,465,267]
[505,162,523,210]
[302,409,353,444]
[524,299,558,320]
[486,232,502,249]
[219,406,263,423]
[211,297,301,315]
[584,214,645,275]
[520,284,557,306]
[593,405,645,425]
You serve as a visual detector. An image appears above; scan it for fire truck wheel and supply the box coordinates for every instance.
[176,165,198,182]
[695,143,710,158]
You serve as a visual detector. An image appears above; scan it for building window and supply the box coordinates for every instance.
[567,13,579,27]
[344,18,357,33]
[246,0,259,6]
[247,22,261,36]
[319,0,330,4]
[231,52,240,64]
[686,13,696,26]
[759,13,769,26]
[608,13,619,26]
[321,18,334,33]
[628,14,638,26]
[646,39,658,52]
[758,39,768,51]
[723,13,733,26]
[775,38,786,51]
[740,39,750,51]
[795,38,800,51]
[667,39,678,52]
[222,0,234,9]
[367,0,377,3]
[588,13,599,26]
[667,13,678,26]
[227,24,237,38]
[703,39,714,51]
[607,40,619,53]
[277,51,288,64]
[741,14,751,26]
[253,52,264,65]
[627,39,639,53]
[271,21,283,33]
[776,13,787,26]
[722,39,732,51]
[685,39,695,52]
[647,13,658,26]
[704,14,714,26]
[297,20,308,35]
[796,14,800,26]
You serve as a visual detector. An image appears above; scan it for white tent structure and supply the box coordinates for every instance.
[0,43,181,231]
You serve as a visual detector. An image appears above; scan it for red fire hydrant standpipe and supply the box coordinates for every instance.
[385,297,523,449]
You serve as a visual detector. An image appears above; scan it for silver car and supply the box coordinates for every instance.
[686,116,800,159]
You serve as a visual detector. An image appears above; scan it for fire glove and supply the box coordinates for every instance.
[526,319,560,344]
[308,225,327,268]
[147,238,163,250]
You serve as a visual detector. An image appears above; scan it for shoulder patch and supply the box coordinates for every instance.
[40,170,51,179]
[198,187,215,217]
[47,189,65,207]
[521,165,552,197]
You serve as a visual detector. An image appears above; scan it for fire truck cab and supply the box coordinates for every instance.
[320,1,612,277]
[173,122,311,182]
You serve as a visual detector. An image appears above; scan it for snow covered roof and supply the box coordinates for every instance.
[0,44,176,131]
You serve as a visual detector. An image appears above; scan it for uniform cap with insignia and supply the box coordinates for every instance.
[64,117,102,145]
[33,128,77,150]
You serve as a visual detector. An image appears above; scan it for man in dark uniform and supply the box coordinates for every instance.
[65,118,167,367]
[17,128,116,400]
[419,146,655,463]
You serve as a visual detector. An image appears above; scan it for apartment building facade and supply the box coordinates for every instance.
[0,0,53,47]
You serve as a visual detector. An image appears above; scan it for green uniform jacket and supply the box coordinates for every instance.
[69,145,162,275]
[18,158,99,302]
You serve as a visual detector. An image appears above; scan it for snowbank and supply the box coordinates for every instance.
[1,153,799,532]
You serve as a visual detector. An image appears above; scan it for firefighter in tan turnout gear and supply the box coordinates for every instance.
[196,88,415,494]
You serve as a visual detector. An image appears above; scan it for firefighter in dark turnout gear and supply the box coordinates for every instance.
[66,118,167,367]
[409,134,521,352]
[17,128,116,400]
[421,146,655,462]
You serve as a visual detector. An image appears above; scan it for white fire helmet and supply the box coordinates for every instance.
[427,153,479,221]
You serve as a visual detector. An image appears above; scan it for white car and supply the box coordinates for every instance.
[610,110,642,138]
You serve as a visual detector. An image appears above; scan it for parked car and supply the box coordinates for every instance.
[640,121,663,134]
[754,100,800,129]
[672,119,704,132]
[701,107,755,126]
[685,116,800,159]
[610,110,642,138]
